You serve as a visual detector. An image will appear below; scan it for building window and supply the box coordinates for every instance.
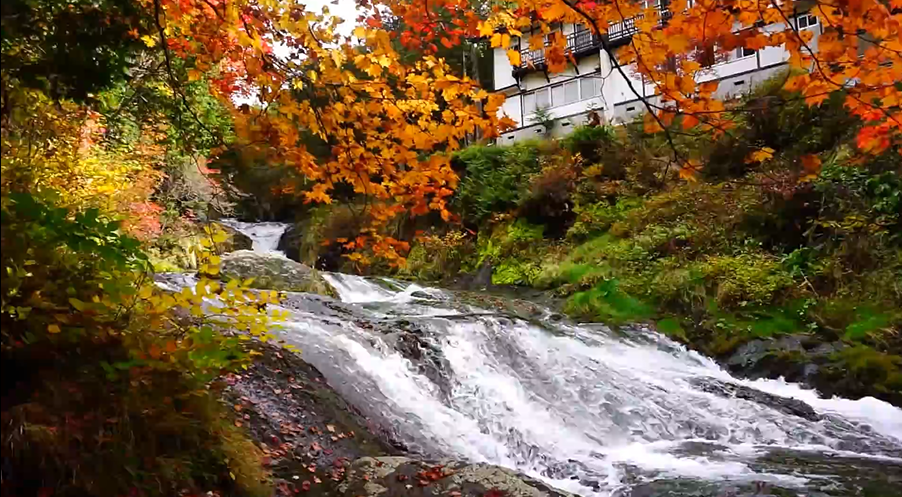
[736,46,756,59]
[524,92,536,114]
[564,80,579,104]
[535,88,550,109]
[797,14,818,30]
[580,77,597,99]
[552,84,565,107]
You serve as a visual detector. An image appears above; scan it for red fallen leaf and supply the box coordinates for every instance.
[397,474,408,482]
[484,489,507,497]
[307,464,316,472]
[301,481,311,491]
[449,492,462,497]
[313,476,322,484]
[310,441,322,451]
[418,480,430,487]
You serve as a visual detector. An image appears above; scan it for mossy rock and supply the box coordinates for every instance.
[220,250,336,297]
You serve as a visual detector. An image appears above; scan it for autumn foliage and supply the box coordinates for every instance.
[365,0,900,181]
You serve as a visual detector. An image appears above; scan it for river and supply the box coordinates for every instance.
[177,221,902,496]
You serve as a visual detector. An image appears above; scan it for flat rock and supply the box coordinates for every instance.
[220,250,335,296]
[337,456,575,497]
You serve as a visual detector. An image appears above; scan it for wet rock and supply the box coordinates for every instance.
[221,342,399,493]
[277,224,302,262]
[337,456,574,497]
[724,336,819,385]
[220,250,335,296]
[691,377,821,421]
[214,222,253,252]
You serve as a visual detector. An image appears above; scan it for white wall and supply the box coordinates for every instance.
[501,93,523,126]
[493,44,517,90]
[493,13,824,140]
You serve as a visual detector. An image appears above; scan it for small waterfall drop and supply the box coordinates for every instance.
[217,218,291,255]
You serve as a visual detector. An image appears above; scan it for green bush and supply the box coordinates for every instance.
[561,125,616,165]
[452,141,542,226]
[1,193,269,496]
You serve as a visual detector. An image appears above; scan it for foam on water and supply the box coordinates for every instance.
[162,252,902,496]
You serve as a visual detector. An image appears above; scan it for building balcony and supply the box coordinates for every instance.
[512,8,671,76]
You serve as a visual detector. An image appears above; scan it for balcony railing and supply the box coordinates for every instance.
[608,8,672,45]
[518,29,601,69]
[515,8,671,71]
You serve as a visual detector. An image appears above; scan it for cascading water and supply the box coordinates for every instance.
[217,218,292,255]
[164,223,902,496]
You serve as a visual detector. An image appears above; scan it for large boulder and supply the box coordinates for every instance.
[337,457,574,497]
[277,223,303,262]
[220,250,335,296]
[213,222,253,252]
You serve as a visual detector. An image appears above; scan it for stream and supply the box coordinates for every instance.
[173,221,902,496]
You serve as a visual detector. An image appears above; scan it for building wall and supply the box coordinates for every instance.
[491,15,822,142]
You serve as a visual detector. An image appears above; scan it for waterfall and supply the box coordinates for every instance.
[162,223,902,495]
[272,273,902,496]
[217,218,291,255]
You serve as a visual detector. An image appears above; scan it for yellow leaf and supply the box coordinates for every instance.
[212,231,228,244]
[745,146,775,164]
[138,285,153,299]
[475,21,491,38]
[47,324,61,334]
[141,35,157,47]
[490,33,502,48]
[353,26,366,39]
[507,50,521,67]
[187,69,202,81]
[69,298,86,311]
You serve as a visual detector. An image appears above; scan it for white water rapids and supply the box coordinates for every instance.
[180,222,902,495]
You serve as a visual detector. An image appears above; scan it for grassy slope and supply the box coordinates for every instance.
[396,83,902,404]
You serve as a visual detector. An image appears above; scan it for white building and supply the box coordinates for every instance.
[493,9,822,142]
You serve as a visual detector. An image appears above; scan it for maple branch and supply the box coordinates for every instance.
[567,0,689,185]
[152,0,226,150]
[768,0,901,129]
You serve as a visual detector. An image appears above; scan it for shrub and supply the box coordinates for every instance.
[561,125,616,165]
[403,230,475,281]
[517,162,577,238]
[698,252,795,307]
[1,193,273,496]
[452,141,542,226]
